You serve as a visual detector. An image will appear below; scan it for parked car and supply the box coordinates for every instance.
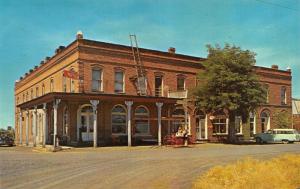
[0,136,14,146]
[255,129,300,144]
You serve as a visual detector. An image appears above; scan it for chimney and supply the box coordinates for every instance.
[271,65,278,69]
[19,76,23,80]
[40,60,45,65]
[168,47,176,54]
[45,56,51,62]
[286,66,291,72]
[55,45,66,54]
[76,30,83,39]
[34,66,38,69]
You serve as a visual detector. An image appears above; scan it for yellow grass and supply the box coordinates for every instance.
[193,154,300,189]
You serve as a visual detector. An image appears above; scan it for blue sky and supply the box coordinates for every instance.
[0,0,299,128]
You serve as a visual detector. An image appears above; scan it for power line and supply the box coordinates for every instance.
[255,0,299,12]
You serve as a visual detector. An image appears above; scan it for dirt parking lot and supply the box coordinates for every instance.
[1,143,300,189]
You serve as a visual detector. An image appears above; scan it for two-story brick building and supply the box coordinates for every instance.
[14,32,292,147]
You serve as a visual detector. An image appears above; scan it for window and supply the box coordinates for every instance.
[249,112,256,137]
[177,76,185,91]
[281,86,287,105]
[42,84,45,95]
[260,111,270,133]
[135,106,150,135]
[111,105,127,134]
[70,79,75,92]
[50,78,54,92]
[26,92,28,101]
[23,94,25,103]
[36,87,39,97]
[63,76,67,92]
[92,69,102,91]
[212,118,227,134]
[30,89,34,99]
[63,107,69,136]
[114,71,124,93]
[235,116,242,134]
[155,75,163,97]
[16,97,19,105]
[265,84,269,103]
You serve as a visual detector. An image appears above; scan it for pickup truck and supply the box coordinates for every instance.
[255,129,300,144]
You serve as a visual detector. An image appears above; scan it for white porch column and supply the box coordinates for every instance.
[90,100,99,148]
[53,99,61,148]
[25,110,29,146]
[42,103,47,148]
[19,112,22,145]
[125,101,133,147]
[156,102,163,146]
[33,106,37,147]
[205,114,208,139]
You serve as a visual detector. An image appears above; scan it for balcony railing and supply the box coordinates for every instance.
[168,90,188,99]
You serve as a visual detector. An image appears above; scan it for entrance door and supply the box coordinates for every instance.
[195,110,206,140]
[80,106,93,142]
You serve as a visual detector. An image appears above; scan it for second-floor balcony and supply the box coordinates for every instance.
[167,90,188,99]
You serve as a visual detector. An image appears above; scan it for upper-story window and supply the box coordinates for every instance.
[23,94,25,103]
[155,75,163,97]
[70,68,75,93]
[30,89,34,99]
[265,84,269,104]
[26,92,28,101]
[281,86,287,105]
[16,97,19,105]
[36,87,39,97]
[42,84,45,95]
[63,75,67,92]
[92,68,102,92]
[50,78,54,92]
[114,70,124,93]
[177,76,185,91]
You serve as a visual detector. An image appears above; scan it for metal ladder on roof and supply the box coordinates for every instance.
[129,34,147,96]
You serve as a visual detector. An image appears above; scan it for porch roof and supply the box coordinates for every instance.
[17,92,180,109]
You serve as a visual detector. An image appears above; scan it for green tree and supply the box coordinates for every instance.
[273,110,292,129]
[194,44,266,142]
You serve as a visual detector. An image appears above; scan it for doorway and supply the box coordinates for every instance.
[195,110,207,140]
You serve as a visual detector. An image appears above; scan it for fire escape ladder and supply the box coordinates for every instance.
[129,34,147,96]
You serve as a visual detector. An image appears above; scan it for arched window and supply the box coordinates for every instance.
[260,110,270,132]
[249,112,256,137]
[135,106,150,135]
[281,86,287,105]
[111,105,127,134]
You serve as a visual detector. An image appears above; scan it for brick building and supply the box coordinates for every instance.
[292,98,300,131]
[14,32,292,147]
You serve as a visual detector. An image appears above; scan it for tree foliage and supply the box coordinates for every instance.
[194,44,267,141]
[273,110,292,128]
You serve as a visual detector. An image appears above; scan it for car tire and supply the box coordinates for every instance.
[282,140,289,144]
[256,138,262,144]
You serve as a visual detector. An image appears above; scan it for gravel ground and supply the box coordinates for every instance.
[1,143,300,189]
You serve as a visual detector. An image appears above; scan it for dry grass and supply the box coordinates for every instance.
[193,154,300,189]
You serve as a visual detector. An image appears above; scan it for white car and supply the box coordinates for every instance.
[255,129,300,144]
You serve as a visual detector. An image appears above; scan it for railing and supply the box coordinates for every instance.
[168,90,188,99]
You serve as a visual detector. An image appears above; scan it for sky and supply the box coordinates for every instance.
[0,0,299,128]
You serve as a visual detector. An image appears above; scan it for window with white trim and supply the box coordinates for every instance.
[281,86,287,105]
[92,69,102,92]
[114,70,124,93]
[111,105,127,134]
[177,76,185,91]
[50,78,54,92]
[135,106,150,135]
[212,118,227,134]
[235,116,242,134]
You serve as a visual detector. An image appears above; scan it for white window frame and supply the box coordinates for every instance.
[235,116,243,135]
[212,117,228,135]
[114,70,125,93]
[91,68,103,92]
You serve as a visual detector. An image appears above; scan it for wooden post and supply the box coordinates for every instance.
[125,101,133,147]
[42,103,47,148]
[25,110,29,146]
[33,106,37,147]
[156,102,163,146]
[19,112,22,145]
[90,100,99,148]
[53,99,61,148]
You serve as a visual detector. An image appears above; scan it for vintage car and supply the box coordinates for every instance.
[255,129,300,144]
[0,136,14,146]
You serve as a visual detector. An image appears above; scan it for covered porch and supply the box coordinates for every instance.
[17,92,190,148]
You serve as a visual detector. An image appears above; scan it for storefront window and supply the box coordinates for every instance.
[135,106,149,135]
[112,105,127,134]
